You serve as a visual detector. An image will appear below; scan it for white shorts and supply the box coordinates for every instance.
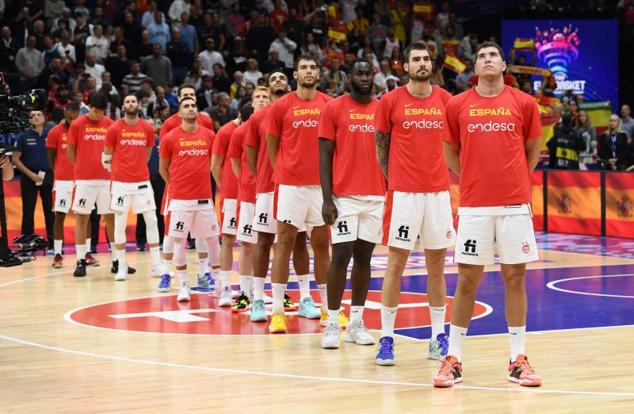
[221,198,238,235]
[275,184,325,229]
[167,199,219,239]
[110,181,155,214]
[53,180,73,213]
[383,190,455,250]
[455,204,539,265]
[72,180,112,215]
[331,196,384,244]
[253,192,277,234]
[236,201,257,244]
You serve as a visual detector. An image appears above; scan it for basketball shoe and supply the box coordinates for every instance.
[508,354,542,387]
[432,355,463,388]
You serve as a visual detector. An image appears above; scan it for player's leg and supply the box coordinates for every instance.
[218,198,238,303]
[321,240,353,349]
[71,181,98,276]
[233,201,256,311]
[344,239,376,346]
[141,209,163,275]
[269,220,298,332]
[51,181,72,267]
[112,211,129,281]
[52,212,66,267]
[251,231,274,322]
[289,231,309,311]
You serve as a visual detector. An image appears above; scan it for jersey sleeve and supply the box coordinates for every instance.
[227,127,243,159]
[374,94,392,134]
[105,121,118,149]
[318,99,337,141]
[244,116,259,148]
[45,126,58,149]
[266,98,285,138]
[67,118,80,146]
[159,134,172,159]
[523,97,542,141]
[159,115,174,140]
[144,121,155,148]
[212,126,227,156]
[443,98,461,146]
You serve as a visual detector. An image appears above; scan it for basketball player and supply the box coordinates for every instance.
[266,54,347,333]
[46,103,79,268]
[319,59,383,349]
[374,42,455,365]
[433,42,542,388]
[68,93,135,277]
[159,97,220,302]
[158,85,220,293]
[245,71,310,323]
[103,94,162,281]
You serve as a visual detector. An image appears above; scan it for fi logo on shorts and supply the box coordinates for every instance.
[175,221,185,232]
[395,225,410,242]
[336,220,351,236]
[463,239,478,256]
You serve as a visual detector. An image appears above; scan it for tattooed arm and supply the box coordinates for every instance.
[375,131,391,180]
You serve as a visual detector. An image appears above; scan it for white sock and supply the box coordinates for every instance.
[327,309,339,324]
[150,246,161,266]
[54,239,63,255]
[253,277,265,301]
[380,305,398,338]
[176,269,187,284]
[239,274,253,299]
[85,238,91,253]
[430,305,447,339]
[448,325,468,361]
[198,259,208,276]
[221,271,231,292]
[115,248,126,269]
[162,259,172,275]
[509,326,526,361]
[350,306,364,323]
[272,282,285,314]
[76,244,86,261]
[297,274,310,300]
[318,284,328,311]
[110,242,117,258]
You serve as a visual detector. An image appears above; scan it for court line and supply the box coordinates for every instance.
[546,273,634,299]
[0,332,632,398]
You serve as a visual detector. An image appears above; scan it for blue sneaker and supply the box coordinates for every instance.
[428,333,449,360]
[192,272,214,292]
[297,296,321,319]
[375,336,396,366]
[157,274,171,292]
[250,299,267,322]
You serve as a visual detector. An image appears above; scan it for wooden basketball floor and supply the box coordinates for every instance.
[1,232,633,413]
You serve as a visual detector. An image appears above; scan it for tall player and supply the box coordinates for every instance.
[433,42,542,388]
[319,59,383,349]
[245,71,309,323]
[266,54,345,333]
[374,42,455,365]
[46,103,80,268]
[103,94,162,281]
[158,85,220,293]
[68,93,134,277]
[159,97,220,302]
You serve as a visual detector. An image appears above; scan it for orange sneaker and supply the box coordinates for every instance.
[432,355,462,388]
[85,253,99,266]
[508,354,542,387]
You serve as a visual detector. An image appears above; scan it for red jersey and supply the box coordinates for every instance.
[159,112,214,140]
[228,122,256,203]
[318,94,385,196]
[266,91,332,185]
[443,86,542,207]
[244,106,275,194]
[211,120,239,199]
[105,118,155,183]
[375,85,451,193]
[160,126,214,201]
[45,122,74,181]
[67,115,114,180]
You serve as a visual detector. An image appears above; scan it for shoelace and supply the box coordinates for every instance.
[515,358,536,375]
[438,358,458,376]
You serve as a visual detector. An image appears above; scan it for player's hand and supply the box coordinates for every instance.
[0,154,9,169]
[101,152,112,172]
[321,199,338,225]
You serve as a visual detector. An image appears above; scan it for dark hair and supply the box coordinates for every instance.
[475,41,505,61]
[266,71,287,85]
[88,93,108,110]
[294,54,321,71]
[179,97,196,109]
[348,58,372,74]
[178,83,196,97]
[239,103,254,122]
[65,102,80,112]
[403,41,430,63]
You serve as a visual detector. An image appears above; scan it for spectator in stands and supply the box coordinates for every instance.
[52,8,75,37]
[73,0,90,19]
[177,12,198,55]
[227,3,246,37]
[198,12,227,52]
[243,58,263,86]
[85,24,109,63]
[373,59,392,92]
[84,51,105,89]
[383,27,400,60]
[12,110,54,250]
[212,63,230,93]
[0,26,19,72]
[455,60,476,92]
[73,12,90,64]
[32,20,46,51]
[196,73,215,110]
[620,104,634,138]
[166,27,191,87]
[16,35,44,91]
[106,44,131,89]
[208,92,237,131]
[147,85,169,116]
[575,110,597,162]
[122,11,142,55]
[142,2,163,29]
[199,37,225,74]
[184,56,206,90]
[226,37,248,74]
[122,61,148,95]
[262,49,286,75]
[38,56,69,89]
[548,114,586,169]
[459,31,478,63]
[368,14,387,52]
[268,29,297,72]
[142,43,172,88]
[147,10,170,53]
[54,30,75,67]
[41,35,60,67]
[300,32,324,62]
[598,114,630,170]
[246,12,276,63]
[168,0,190,24]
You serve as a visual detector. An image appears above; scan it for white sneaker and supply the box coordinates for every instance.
[262,291,273,304]
[231,289,240,299]
[114,265,127,281]
[321,322,341,349]
[151,262,163,277]
[344,320,375,345]
[177,282,190,302]
[219,287,233,307]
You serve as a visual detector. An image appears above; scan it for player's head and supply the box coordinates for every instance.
[64,102,80,124]
[122,94,139,116]
[87,93,108,121]
[178,84,197,102]
[251,86,270,111]
[474,41,506,79]
[267,71,289,98]
[239,103,254,124]
[403,42,433,82]
[293,54,321,88]
[178,97,198,120]
[349,58,373,96]
[28,110,45,127]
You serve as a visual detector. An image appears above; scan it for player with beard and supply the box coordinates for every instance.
[245,71,312,322]
[46,103,80,268]
[433,42,542,388]
[266,55,346,333]
[103,94,161,281]
[319,59,384,349]
[374,42,455,365]
[159,98,220,302]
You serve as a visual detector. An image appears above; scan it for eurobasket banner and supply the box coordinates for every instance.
[501,19,619,106]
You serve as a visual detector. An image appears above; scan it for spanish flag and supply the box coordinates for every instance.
[605,172,634,238]
[328,27,347,42]
[531,170,545,231]
[443,55,466,73]
[441,39,460,57]
[547,171,602,236]
[513,38,535,50]
[413,3,435,21]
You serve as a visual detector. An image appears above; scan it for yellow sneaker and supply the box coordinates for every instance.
[320,310,328,327]
[320,310,348,329]
[269,313,287,333]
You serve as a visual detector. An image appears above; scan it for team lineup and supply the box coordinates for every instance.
[45,41,543,388]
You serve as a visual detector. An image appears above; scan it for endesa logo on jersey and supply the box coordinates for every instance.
[177,138,209,156]
[348,112,376,133]
[291,107,321,129]
[120,131,148,146]
[401,106,443,130]
[466,121,516,133]
[292,118,319,128]
[83,126,108,141]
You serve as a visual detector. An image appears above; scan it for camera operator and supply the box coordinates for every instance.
[12,110,55,251]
